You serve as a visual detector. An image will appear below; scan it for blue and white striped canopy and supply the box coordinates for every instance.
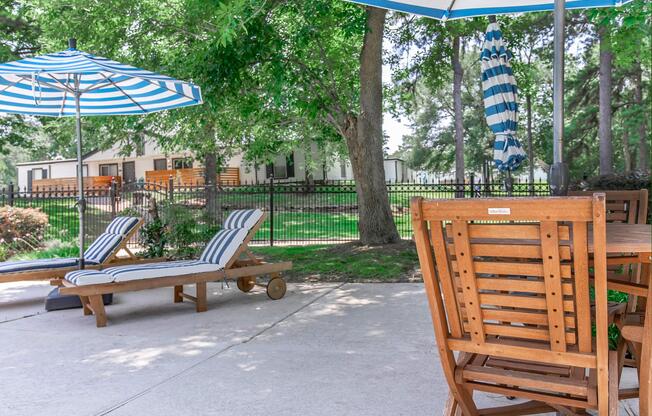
[346,0,633,20]
[481,23,526,171]
[0,48,202,117]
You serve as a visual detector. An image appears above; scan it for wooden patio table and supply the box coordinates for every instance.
[589,222,651,413]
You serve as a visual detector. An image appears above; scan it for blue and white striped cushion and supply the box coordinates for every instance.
[103,260,221,282]
[199,228,248,267]
[223,209,263,230]
[0,257,78,274]
[84,233,123,264]
[65,269,114,285]
[105,216,140,236]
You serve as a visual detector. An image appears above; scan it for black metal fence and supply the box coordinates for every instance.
[0,178,550,246]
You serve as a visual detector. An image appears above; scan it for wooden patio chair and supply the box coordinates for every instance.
[0,216,147,285]
[411,194,619,415]
[59,209,292,327]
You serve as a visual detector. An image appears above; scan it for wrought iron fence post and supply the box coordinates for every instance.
[168,176,174,201]
[470,175,475,198]
[269,174,274,247]
[7,182,14,206]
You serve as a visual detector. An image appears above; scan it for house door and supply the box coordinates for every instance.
[122,161,136,184]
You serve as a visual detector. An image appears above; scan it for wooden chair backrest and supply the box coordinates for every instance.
[412,195,610,374]
[569,189,648,224]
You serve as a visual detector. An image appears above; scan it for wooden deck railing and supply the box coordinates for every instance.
[145,167,240,186]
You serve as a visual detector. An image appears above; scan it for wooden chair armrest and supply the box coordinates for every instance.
[620,325,644,343]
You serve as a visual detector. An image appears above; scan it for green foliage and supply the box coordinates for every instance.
[140,217,167,259]
[0,206,49,254]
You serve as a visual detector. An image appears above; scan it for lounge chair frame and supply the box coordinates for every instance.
[0,219,147,285]
[60,214,292,327]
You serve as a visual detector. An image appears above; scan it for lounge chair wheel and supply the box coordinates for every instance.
[237,276,256,293]
[266,277,286,300]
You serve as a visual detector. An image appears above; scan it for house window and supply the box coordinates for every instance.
[153,159,168,171]
[266,153,294,179]
[172,157,193,169]
[31,168,47,180]
[99,164,118,177]
[340,160,347,178]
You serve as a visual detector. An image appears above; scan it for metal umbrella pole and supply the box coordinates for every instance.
[73,75,85,268]
[549,0,570,195]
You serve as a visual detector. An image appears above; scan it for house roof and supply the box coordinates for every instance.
[16,158,77,167]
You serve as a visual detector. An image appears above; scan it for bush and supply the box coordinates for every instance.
[0,206,49,253]
[571,170,650,191]
[140,217,167,258]
[570,171,651,222]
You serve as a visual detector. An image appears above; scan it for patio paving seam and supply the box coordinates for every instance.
[0,310,46,325]
[95,282,347,416]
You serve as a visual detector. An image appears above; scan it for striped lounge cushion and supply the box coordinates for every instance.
[84,233,123,265]
[65,269,113,285]
[199,228,248,267]
[105,216,140,236]
[0,257,79,274]
[223,209,263,230]
[103,260,222,282]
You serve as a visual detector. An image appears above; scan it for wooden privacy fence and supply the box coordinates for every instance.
[32,176,120,191]
[145,167,240,186]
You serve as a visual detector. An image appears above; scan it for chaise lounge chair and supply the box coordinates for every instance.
[0,216,145,285]
[60,209,292,327]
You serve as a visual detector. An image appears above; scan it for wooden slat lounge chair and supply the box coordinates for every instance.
[0,216,145,285]
[60,209,292,327]
[411,194,619,415]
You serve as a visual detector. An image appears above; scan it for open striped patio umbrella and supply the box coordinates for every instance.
[0,39,202,267]
[481,22,526,172]
[347,0,633,20]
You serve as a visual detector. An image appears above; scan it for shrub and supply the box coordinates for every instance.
[0,206,49,252]
[140,217,167,258]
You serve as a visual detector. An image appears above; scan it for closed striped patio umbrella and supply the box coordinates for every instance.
[481,22,525,172]
[0,39,202,267]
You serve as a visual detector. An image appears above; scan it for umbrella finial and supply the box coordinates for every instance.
[68,38,77,50]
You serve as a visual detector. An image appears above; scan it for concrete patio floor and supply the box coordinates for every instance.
[0,281,640,416]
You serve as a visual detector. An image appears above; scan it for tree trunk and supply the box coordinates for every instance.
[452,35,465,195]
[204,152,219,224]
[344,6,399,245]
[526,93,535,187]
[622,128,632,172]
[598,26,613,175]
[635,63,649,171]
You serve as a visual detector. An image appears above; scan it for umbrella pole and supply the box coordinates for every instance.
[74,78,85,269]
[550,0,569,195]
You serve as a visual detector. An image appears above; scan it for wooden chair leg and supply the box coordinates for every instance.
[79,296,92,316]
[173,285,183,303]
[444,393,459,416]
[196,282,207,313]
[639,283,651,416]
[88,295,107,328]
[608,350,620,416]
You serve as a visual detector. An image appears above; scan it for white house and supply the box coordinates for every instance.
[16,140,413,190]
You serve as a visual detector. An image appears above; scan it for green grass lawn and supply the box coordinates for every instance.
[252,241,420,282]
